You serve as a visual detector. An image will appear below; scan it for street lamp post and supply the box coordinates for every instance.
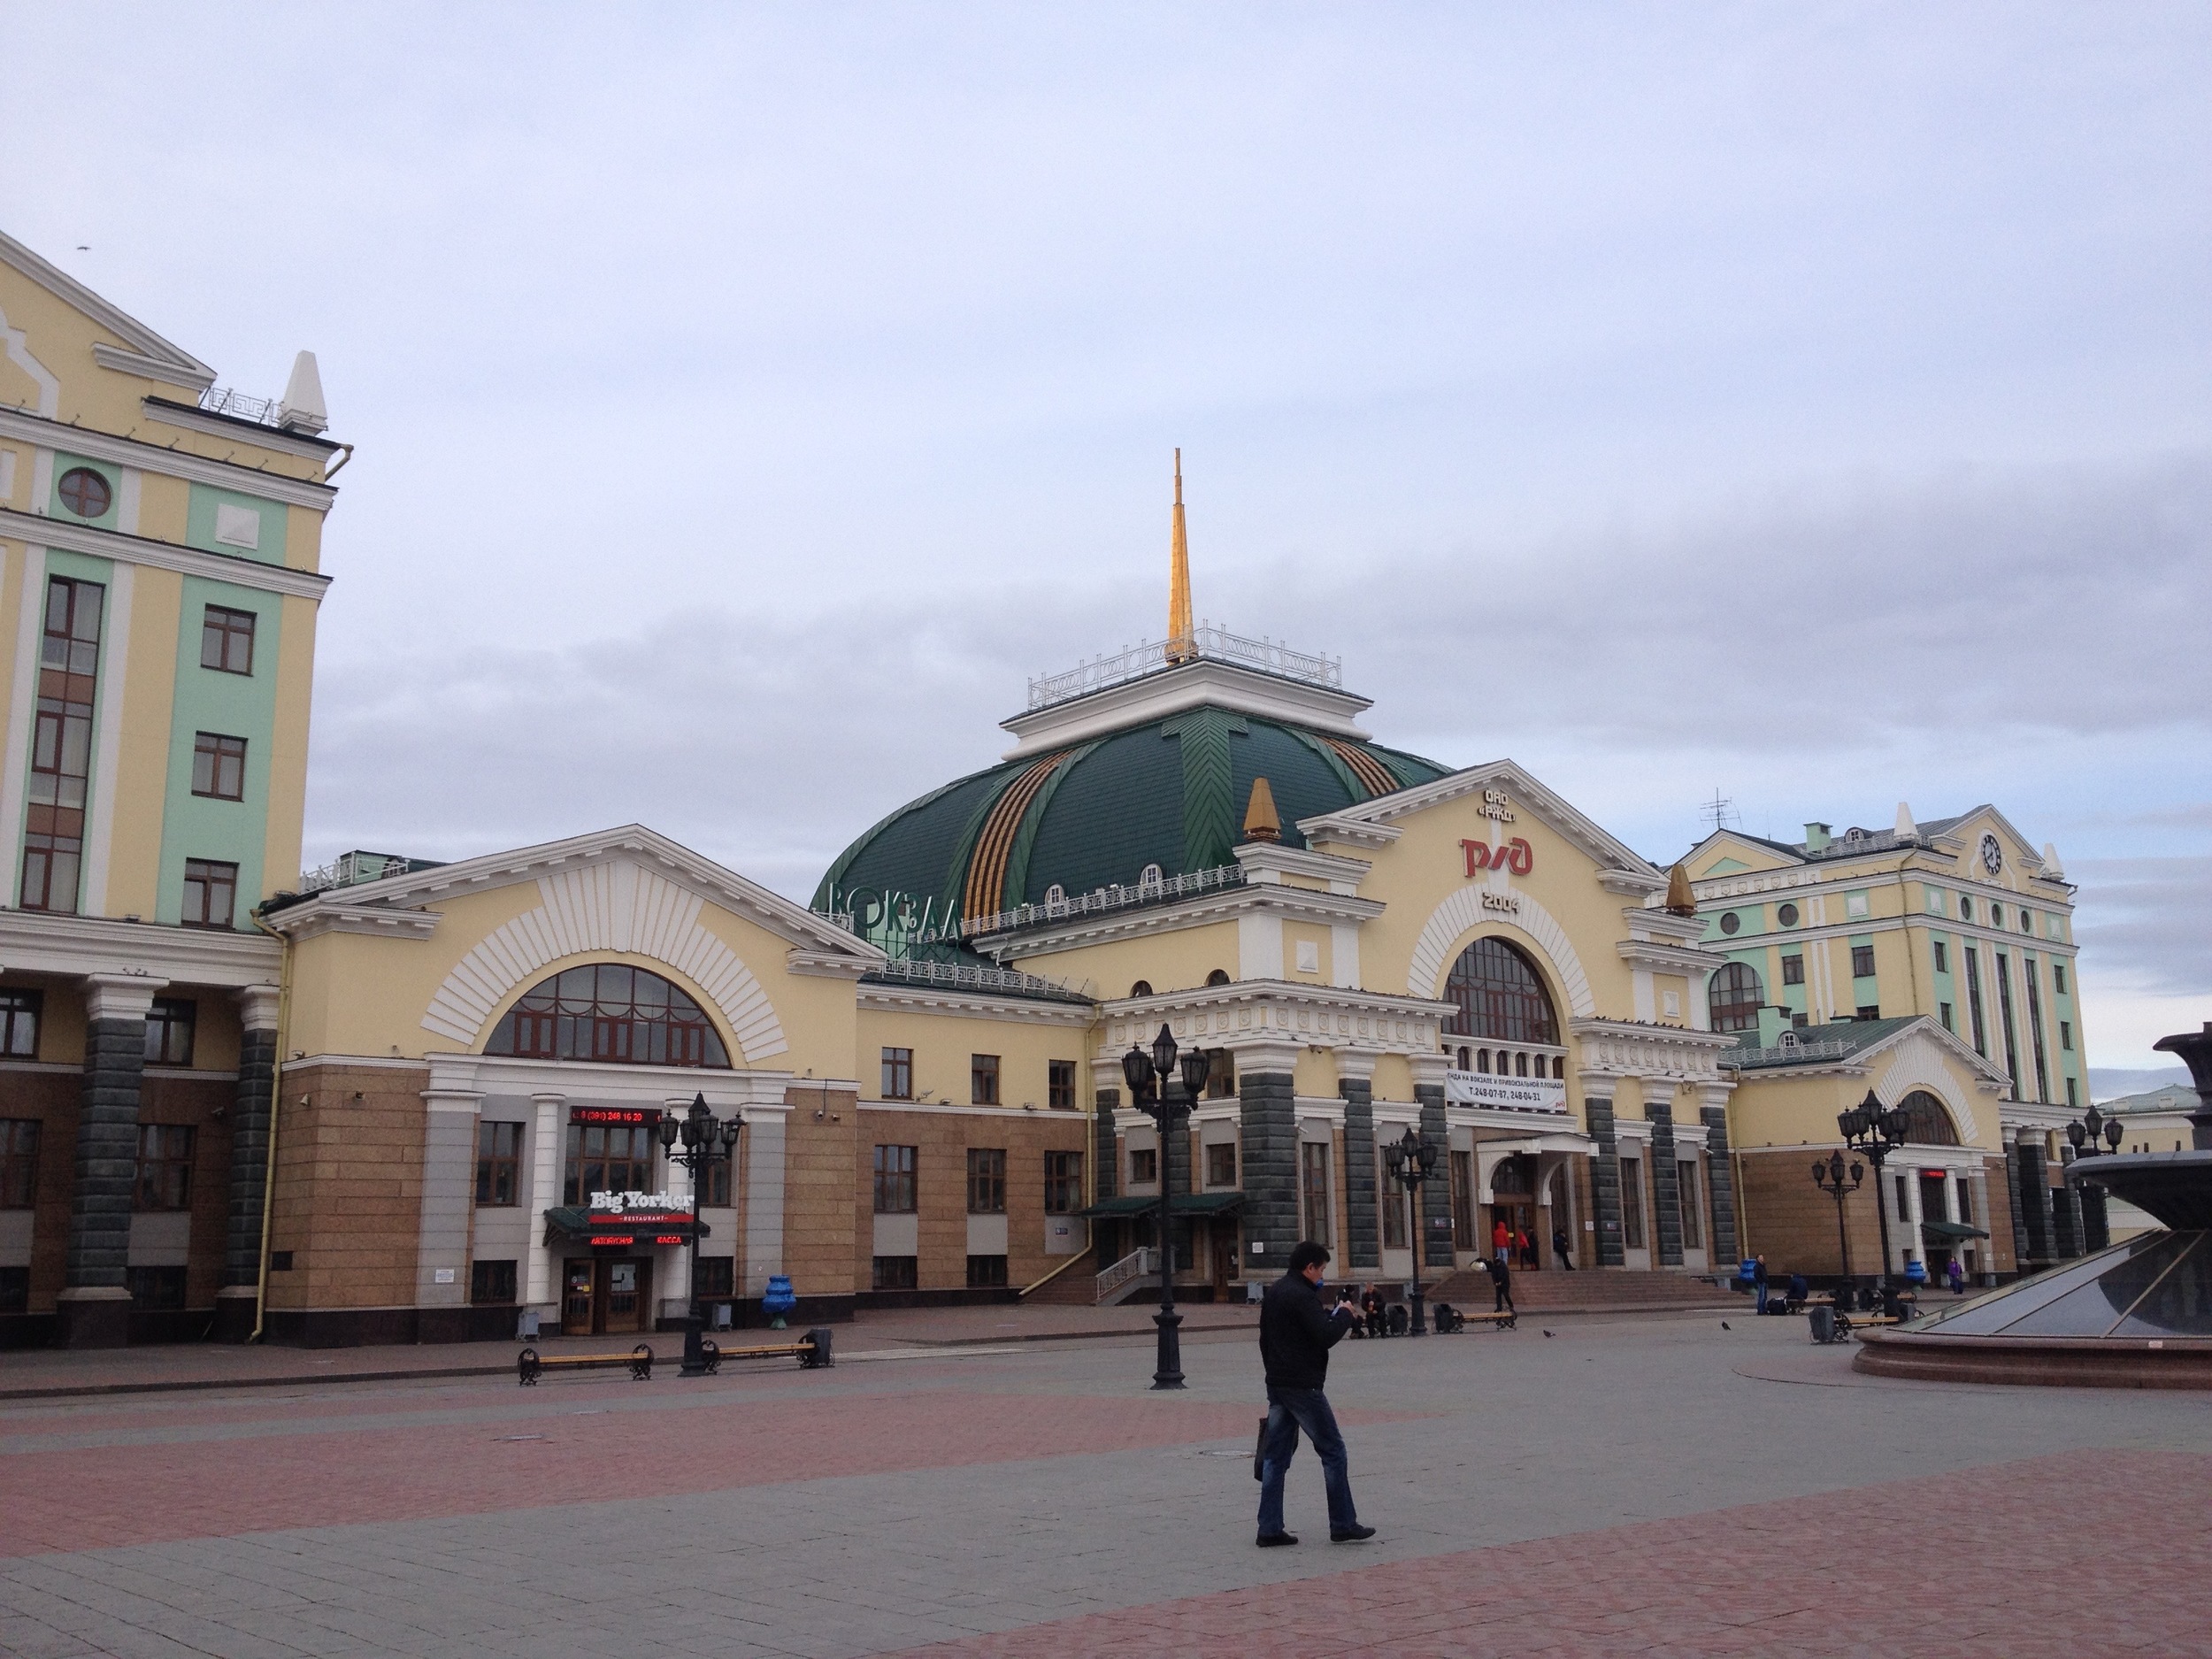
[1809,1148,1864,1284]
[1839,1091,1909,1314]
[2064,1102,2125,1160]
[657,1094,743,1377]
[1121,1024,1213,1390]
[1383,1125,1440,1336]
[2065,1102,2126,1251]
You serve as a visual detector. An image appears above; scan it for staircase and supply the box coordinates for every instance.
[1019,1248,1100,1305]
[1425,1266,1741,1316]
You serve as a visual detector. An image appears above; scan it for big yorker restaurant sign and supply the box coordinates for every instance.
[1446,1070,1568,1114]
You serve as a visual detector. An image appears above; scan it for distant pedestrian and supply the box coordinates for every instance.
[1753,1255,1770,1314]
[1553,1226,1574,1271]
[1359,1283,1386,1340]
[1517,1228,1536,1270]
[1256,1241,1375,1548]
[1485,1254,1516,1315]
[1492,1218,1509,1263]
[1787,1272,1809,1307]
[1947,1257,1965,1295]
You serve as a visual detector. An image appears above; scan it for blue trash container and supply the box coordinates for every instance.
[763,1273,797,1329]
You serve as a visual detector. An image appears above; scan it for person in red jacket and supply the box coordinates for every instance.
[1492,1217,1509,1263]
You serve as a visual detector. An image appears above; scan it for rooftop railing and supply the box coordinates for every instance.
[300,849,445,895]
[197,386,285,426]
[965,862,1245,938]
[1026,623,1341,712]
[1718,1038,1852,1069]
[863,956,1092,1003]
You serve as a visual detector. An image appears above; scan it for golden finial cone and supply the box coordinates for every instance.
[1167,448,1194,664]
[1664,862,1696,916]
[1243,775,1280,842]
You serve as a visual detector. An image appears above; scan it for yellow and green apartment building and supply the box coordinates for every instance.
[0,231,2111,1350]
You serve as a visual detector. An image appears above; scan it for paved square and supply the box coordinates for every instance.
[4,1312,2208,1657]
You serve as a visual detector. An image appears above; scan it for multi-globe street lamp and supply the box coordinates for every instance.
[1838,1090,1909,1313]
[2065,1102,2126,1159]
[1809,1148,1864,1285]
[658,1093,742,1377]
[1121,1023,1214,1391]
[1382,1125,1440,1336]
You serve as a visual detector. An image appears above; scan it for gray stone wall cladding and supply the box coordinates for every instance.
[1163,1087,1195,1264]
[1416,1086,1453,1268]
[1093,1088,1119,1201]
[2006,1142,2034,1267]
[415,1110,479,1308]
[67,1018,148,1289]
[1586,1097,1624,1268]
[1647,1103,1682,1267]
[1340,1080,1378,1269]
[1700,1105,1740,1269]
[2050,1147,2083,1259]
[2078,1180,2110,1253]
[2015,1141,2053,1263]
[222,1025,278,1288]
[1239,1070,1299,1273]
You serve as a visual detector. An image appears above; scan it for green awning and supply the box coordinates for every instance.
[1079,1192,1245,1218]
[1918,1217,1989,1240]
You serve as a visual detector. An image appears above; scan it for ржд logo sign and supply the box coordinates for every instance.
[1462,837,1532,877]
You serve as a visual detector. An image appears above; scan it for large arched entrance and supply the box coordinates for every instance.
[1489,1154,1540,1270]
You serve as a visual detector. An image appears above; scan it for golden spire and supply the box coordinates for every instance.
[1166,447,1194,664]
[1663,862,1697,917]
[1242,776,1280,843]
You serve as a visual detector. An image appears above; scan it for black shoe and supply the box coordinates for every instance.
[1256,1532,1299,1548]
[1330,1524,1378,1543]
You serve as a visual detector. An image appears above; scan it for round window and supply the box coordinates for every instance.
[1959,897,1973,922]
[1719,912,1740,935]
[1777,902,1800,927]
[58,467,111,518]
[1990,904,2004,926]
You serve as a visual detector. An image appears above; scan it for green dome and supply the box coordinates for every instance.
[815,707,1448,932]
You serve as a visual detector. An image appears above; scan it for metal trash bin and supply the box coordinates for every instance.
[1808,1303,1837,1345]
[516,1309,541,1341]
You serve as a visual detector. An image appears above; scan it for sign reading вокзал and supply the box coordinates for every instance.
[1445,1071,1568,1113]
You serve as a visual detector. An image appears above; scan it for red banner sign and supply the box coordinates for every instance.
[571,1107,659,1125]
[1462,837,1532,878]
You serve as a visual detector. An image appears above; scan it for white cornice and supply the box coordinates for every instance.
[859,1098,1086,1118]
[1296,815,1402,853]
[276,902,440,943]
[139,397,340,461]
[787,949,877,980]
[1101,979,1454,1060]
[90,344,214,393]
[985,882,1382,959]
[0,908,280,985]
[856,982,1095,1025]
[999,658,1373,760]
[1569,1017,1739,1084]
[421,1051,805,1108]
[1624,906,1710,945]
[1234,841,1371,892]
[1615,939,1724,976]
[0,230,217,388]
[0,507,331,600]
[0,406,336,508]
[1299,759,1660,883]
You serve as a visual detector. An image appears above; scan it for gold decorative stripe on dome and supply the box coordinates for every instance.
[1325,736,1398,799]
[962,751,1071,924]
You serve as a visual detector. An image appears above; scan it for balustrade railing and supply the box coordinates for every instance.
[1094,1247,1156,1303]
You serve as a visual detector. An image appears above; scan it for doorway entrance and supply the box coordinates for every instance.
[1490,1154,1540,1269]
[563,1256,654,1335]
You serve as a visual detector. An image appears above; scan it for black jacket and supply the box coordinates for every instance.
[1260,1271,1354,1390]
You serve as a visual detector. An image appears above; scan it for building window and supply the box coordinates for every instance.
[1850,945,1877,979]
[1620,1156,1646,1249]
[967,1147,1006,1214]
[1048,1058,1077,1110]
[1933,941,1948,973]
[1300,1141,1331,1247]
[57,465,112,518]
[873,1144,917,1213]
[1206,1048,1236,1098]
[476,1121,523,1206]
[971,1053,1000,1106]
[1959,896,1973,923]
[1707,962,1763,1033]
[201,605,257,674]
[1139,863,1164,890]
[966,1254,1008,1287]
[1442,936,1560,1045]
[1205,1141,1237,1188]
[1776,902,1800,927]
[1449,1149,1476,1246]
[698,1150,732,1207]
[0,990,38,1057]
[190,733,248,801]
[1939,1002,1954,1033]
[134,1125,195,1211]
[1780,955,1803,986]
[1990,903,2004,927]
[181,858,238,929]
[1129,980,1153,997]
[1718,912,1740,935]
[563,1121,655,1203]
[1895,1091,1959,1146]
[1894,1174,1910,1224]
[487,964,729,1067]
[470,1259,518,1304]
[126,1265,187,1309]
[1044,1151,1083,1214]
[144,998,196,1066]
[0,1119,40,1208]
[872,1255,918,1290]
[881,1047,913,1099]
[2060,1020,2073,1052]
[1963,947,1988,1056]
[1128,1147,1158,1186]
[23,576,104,916]
[2054,964,2068,995]
[1677,1163,1702,1249]
[1205,967,1232,987]
[1855,1004,1881,1021]
[693,1256,734,1297]
[0,1265,26,1313]
[2067,1077,2079,1108]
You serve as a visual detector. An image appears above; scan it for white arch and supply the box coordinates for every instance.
[421,860,787,1060]
[1406,883,1597,1018]
[1872,1034,1977,1143]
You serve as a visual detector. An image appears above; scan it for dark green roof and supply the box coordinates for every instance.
[815,710,1448,926]
[1720,1017,1924,1071]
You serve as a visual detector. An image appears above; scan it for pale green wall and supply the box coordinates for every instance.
[184,482,288,567]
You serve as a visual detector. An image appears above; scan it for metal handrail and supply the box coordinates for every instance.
[966,863,1244,938]
[862,956,1091,1003]
[1095,1247,1156,1303]
[1027,623,1341,711]
[1719,1039,1852,1068]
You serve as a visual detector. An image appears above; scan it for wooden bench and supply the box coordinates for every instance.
[687,1329,835,1374]
[1457,1310,1517,1333]
[518,1343,656,1386]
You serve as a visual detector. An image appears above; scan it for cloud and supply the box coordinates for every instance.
[2070,855,2212,998]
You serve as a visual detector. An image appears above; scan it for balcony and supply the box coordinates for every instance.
[1026,624,1342,713]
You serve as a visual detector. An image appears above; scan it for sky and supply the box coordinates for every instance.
[4,4,2208,1074]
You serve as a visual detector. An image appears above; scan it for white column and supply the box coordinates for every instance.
[525,1093,565,1313]
[743,1104,789,1298]
[1901,1164,1924,1273]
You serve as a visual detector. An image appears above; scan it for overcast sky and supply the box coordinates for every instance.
[6,4,2208,1073]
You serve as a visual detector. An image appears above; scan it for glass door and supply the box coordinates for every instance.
[564,1259,596,1333]
[603,1258,648,1333]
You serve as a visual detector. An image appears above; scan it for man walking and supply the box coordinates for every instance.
[1753,1255,1770,1314]
[1485,1251,1516,1316]
[1256,1240,1375,1548]
[1552,1225,1574,1271]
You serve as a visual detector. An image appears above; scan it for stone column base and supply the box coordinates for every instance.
[56,1286,132,1349]
[213,1285,260,1344]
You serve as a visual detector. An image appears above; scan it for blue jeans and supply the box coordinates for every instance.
[1257,1386,1358,1535]
[1755,1283,1768,1312]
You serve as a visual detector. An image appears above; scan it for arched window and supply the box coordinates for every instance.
[1205,969,1231,987]
[1476,1047,1490,1072]
[1442,938,1559,1046]
[1139,863,1164,891]
[1895,1090,1960,1146]
[486,964,730,1067]
[1044,883,1065,908]
[1708,962,1764,1033]
[1129,979,1153,998]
